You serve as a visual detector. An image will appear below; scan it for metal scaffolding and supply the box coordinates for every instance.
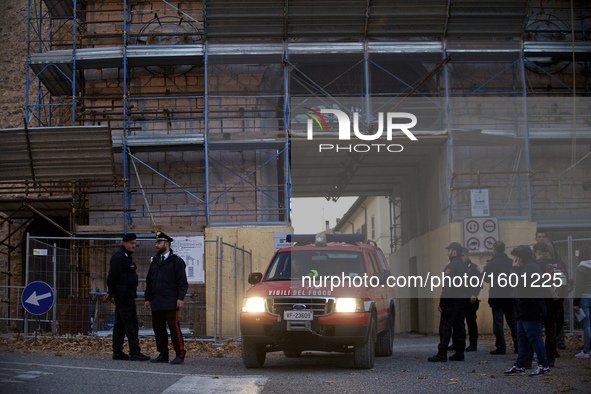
[15,0,591,237]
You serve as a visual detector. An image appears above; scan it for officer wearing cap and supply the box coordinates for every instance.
[428,242,470,362]
[144,231,189,365]
[104,233,150,361]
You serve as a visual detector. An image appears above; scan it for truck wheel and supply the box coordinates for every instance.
[375,311,394,357]
[242,338,266,368]
[354,317,376,369]
[283,350,302,358]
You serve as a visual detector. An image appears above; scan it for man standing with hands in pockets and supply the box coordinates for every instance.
[145,231,189,364]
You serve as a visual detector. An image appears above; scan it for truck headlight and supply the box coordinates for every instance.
[243,297,266,313]
[336,298,362,313]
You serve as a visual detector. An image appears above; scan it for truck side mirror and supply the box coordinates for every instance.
[248,272,263,285]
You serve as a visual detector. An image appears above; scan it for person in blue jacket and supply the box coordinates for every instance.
[144,231,189,365]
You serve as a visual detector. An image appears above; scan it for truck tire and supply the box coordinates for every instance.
[375,311,394,357]
[283,350,302,358]
[242,338,266,368]
[353,317,376,369]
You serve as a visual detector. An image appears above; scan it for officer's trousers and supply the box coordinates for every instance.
[113,297,140,355]
[438,300,467,354]
[152,309,186,358]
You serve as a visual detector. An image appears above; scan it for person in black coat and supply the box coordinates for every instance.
[104,233,150,361]
[504,245,550,377]
[483,241,518,355]
[144,231,189,365]
[525,240,561,368]
[428,242,470,362]
[462,248,481,352]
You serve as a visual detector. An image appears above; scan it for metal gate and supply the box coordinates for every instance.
[0,234,251,342]
[553,237,591,335]
[211,237,252,343]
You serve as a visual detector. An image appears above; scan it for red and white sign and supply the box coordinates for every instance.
[484,237,496,250]
[463,217,499,253]
[483,219,496,233]
[467,237,480,251]
[466,220,479,233]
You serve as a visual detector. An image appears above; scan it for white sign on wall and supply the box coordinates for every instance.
[274,232,292,252]
[172,236,205,283]
[470,189,490,217]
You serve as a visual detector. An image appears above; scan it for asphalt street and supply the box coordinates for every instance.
[0,334,588,393]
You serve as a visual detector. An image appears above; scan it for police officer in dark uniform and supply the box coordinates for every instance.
[462,248,481,352]
[483,240,517,355]
[428,242,470,362]
[104,233,150,361]
[144,231,189,365]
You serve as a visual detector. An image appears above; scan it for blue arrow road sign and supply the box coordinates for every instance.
[22,281,55,315]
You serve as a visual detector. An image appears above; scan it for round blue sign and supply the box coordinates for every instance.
[22,281,55,315]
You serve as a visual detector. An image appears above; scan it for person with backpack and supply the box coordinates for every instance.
[573,244,591,358]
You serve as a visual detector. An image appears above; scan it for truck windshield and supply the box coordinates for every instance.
[264,250,366,281]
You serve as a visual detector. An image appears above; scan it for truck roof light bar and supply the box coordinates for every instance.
[286,234,366,245]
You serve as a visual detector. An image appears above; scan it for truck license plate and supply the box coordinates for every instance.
[284,310,313,321]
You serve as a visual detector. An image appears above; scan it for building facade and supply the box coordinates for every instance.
[0,0,590,335]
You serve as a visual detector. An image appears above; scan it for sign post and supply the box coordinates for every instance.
[22,281,55,337]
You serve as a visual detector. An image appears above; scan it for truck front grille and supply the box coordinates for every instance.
[269,297,333,316]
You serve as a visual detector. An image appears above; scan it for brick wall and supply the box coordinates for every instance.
[0,0,28,129]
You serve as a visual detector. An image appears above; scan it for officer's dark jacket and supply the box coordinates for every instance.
[466,259,482,298]
[483,252,514,306]
[107,245,139,299]
[512,260,546,321]
[145,251,189,311]
[440,255,469,307]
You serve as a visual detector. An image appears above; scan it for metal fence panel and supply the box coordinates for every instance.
[554,237,591,335]
[0,235,235,339]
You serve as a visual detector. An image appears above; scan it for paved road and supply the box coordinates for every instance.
[0,334,588,393]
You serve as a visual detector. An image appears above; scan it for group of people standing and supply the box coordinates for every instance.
[104,231,189,364]
[430,231,591,378]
